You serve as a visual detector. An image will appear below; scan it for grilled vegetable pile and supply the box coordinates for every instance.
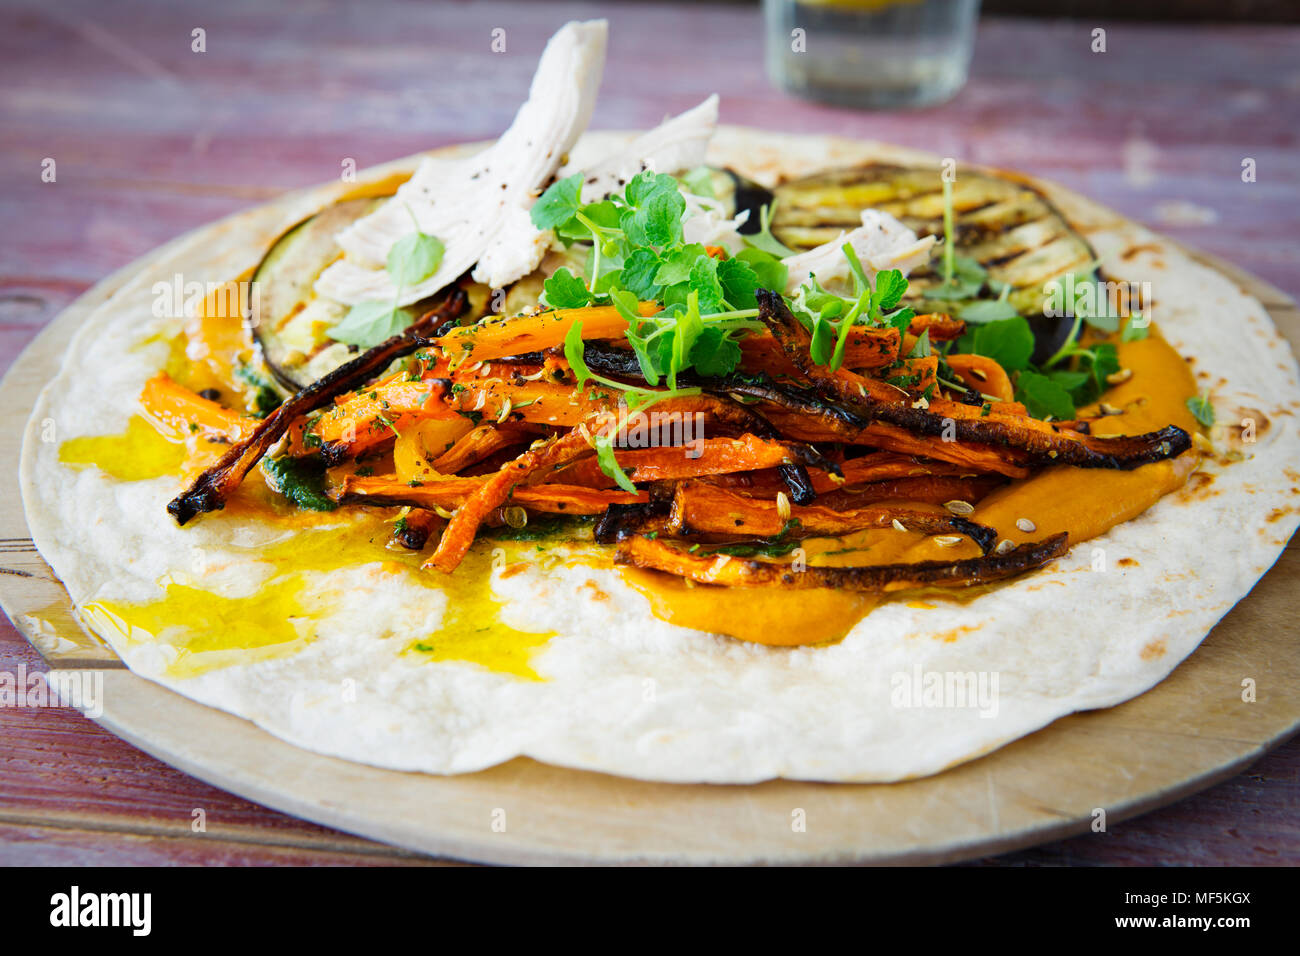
[146,165,1193,595]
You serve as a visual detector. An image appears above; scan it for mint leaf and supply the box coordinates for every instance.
[874,269,908,310]
[745,203,796,258]
[387,231,445,287]
[1016,371,1076,421]
[1186,394,1215,427]
[543,267,593,309]
[623,188,685,248]
[735,247,788,294]
[1047,369,1089,391]
[530,173,584,231]
[653,244,707,286]
[621,248,664,300]
[931,255,987,302]
[688,255,726,314]
[958,299,1020,323]
[957,316,1035,372]
[1089,342,1120,399]
[625,170,678,207]
[556,199,619,244]
[689,327,742,377]
[594,433,637,494]
[329,301,413,347]
[809,315,835,366]
[718,257,761,310]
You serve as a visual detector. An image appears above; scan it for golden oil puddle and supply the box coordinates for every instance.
[79,516,556,680]
[58,415,187,481]
[407,546,555,680]
[83,575,310,678]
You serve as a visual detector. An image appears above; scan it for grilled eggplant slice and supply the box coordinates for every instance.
[771,163,1096,361]
[250,197,388,390]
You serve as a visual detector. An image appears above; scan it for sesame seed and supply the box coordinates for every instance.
[1016,517,1036,533]
[776,492,791,521]
[1106,368,1133,385]
[933,535,963,548]
[943,500,974,515]
[995,539,1016,555]
[891,519,907,532]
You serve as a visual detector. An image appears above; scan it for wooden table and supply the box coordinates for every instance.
[2,0,1296,866]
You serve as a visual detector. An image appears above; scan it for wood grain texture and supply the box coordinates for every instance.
[1,0,1298,865]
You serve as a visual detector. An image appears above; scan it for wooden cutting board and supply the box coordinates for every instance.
[1,219,1296,866]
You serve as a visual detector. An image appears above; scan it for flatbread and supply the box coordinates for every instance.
[20,128,1300,783]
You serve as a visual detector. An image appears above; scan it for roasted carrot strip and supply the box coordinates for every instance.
[739,328,899,376]
[811,474,1006,509]
[311,378,457,457]
[556,433,810,487]
[427,426,598,572]
[908,313,965,342]
[616,533,1069,592]
[664,481,996,552]
[447,378,767,434]
[139,373,257,443]
[891,355,938,393]
[711,457,992,497]
[437,302,658,364]
[945,354,1015,403]
[432,422,542,475]
[338,474,645,515]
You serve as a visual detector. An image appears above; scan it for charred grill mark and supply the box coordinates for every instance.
[167,289,468,525]
[617,532,1070,591]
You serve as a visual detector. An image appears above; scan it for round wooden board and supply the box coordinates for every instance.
[2,218,1297,868]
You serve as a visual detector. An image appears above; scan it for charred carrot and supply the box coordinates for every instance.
[437,302,659,365]
[139,373,257,443]
[945,354,1015,404]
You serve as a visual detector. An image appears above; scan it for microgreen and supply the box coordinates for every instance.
[329,209,445,348]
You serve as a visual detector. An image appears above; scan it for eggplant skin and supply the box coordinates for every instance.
[721,168,776,235]
[617,532,1071,592]
[250,196,386,390]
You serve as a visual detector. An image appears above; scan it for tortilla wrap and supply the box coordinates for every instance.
[20,128,1300,783]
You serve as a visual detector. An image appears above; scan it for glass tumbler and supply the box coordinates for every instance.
[764,0,981,109]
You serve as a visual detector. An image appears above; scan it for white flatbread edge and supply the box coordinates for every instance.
[19,127,1300,784]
